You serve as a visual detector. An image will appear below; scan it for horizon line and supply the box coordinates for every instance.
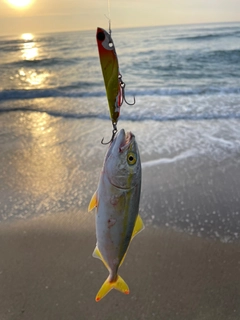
[1,19,240,37]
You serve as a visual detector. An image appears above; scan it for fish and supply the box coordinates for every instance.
[88,128,144,302]
[96,27,135,127]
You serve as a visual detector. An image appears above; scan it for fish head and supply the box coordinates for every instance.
[104,129,141,189]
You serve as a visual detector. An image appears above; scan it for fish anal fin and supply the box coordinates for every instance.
[92,246,102,260]
[95,275,129,302]
[92,246,109,269]
[88,191,98,212]
[132,214,145,239]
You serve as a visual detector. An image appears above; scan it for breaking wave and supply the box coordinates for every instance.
[0,86,240,102]
[1,106,240,123]
[175,30,240,41]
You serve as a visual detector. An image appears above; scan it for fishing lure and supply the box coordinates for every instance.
[96,27,135,143]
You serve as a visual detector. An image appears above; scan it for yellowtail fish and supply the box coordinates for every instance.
[96,27,135,128]
[88,128,144,302]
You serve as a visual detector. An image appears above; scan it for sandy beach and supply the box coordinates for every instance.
[1,210,240,320]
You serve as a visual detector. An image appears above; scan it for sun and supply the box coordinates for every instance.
[6,0,33,9]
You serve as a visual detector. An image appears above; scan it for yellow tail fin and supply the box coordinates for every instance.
[95,275,129,302]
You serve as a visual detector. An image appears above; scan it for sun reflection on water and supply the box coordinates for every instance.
[21,33,38,61]
[19,33,49,88]
[12,112,68,197]
[28,71,49,86]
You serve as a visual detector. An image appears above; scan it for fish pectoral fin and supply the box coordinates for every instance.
[88,191,98,212]
[132,214,145,239]
[95,275,129,302]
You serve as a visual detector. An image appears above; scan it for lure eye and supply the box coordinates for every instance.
[97,31,105,41]
[109,41,113,48]
[127,152,137,165]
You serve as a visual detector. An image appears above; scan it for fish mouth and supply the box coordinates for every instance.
[105,129,135,161]
[115,129,134,152]
[105,129,134,162]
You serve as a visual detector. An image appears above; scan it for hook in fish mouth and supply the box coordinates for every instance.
[101,122,118,145]
[104,129,134,156]
[109,129,134,153]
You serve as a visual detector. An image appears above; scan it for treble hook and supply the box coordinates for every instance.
[101,122,118,145]
[118,74,136,106]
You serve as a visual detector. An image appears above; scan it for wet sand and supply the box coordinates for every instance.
[0,211,240,320]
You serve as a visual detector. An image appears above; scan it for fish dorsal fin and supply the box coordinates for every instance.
[132,214,145,239]
[88,191,98,212]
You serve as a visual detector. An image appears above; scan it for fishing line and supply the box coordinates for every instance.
[107,0,111,34]
[99,0,135,145]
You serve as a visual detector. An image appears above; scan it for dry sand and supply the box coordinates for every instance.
[0,211,240,320]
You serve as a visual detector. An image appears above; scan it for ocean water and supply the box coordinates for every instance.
[0,22,240,241]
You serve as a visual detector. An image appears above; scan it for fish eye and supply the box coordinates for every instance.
[127,152,137,165]
[97,31,105,41]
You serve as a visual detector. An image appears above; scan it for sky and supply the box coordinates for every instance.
[0,0,240,35]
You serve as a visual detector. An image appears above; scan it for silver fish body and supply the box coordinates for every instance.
[88,128,144,301]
